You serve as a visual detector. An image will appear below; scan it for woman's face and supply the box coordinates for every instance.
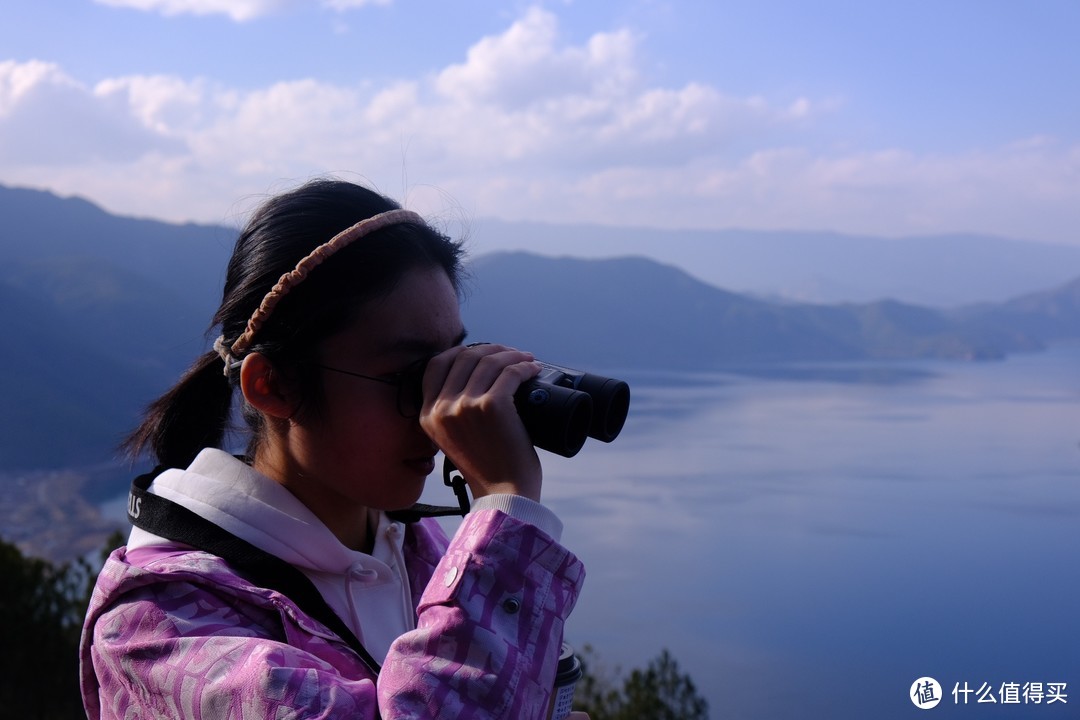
[279,264,466,521]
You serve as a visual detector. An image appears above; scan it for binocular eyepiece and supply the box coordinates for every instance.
[514,361,631,458]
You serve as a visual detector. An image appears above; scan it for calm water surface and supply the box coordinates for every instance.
[506,345,1080,719]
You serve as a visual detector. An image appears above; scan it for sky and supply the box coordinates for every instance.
[1,0,1079,247]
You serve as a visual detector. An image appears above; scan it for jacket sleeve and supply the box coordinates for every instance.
[379,509,586,719]
[85,576,383,720]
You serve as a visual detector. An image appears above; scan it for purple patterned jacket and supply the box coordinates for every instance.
[80,509,584,719]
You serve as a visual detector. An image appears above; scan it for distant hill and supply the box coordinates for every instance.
[0,184,232,305]
[0,184,1077,471]
[0,185,231,470]
[954,276,1080,342]
[461,253,1048,370]
[468,218,1080,306]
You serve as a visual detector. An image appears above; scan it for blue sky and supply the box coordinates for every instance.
[2,0,1078,246]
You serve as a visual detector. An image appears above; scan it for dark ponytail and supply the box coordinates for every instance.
[122,178,465,468]
[122,352,233,468]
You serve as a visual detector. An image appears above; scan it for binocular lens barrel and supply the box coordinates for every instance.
[513,363,631,458]
[575,374,630,443]
[514,381,593,458]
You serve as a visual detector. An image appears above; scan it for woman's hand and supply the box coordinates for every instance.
[420,344,543,501]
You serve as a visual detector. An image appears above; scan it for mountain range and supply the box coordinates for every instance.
[462,252,1065,370]
[1,183,1077,472]
[467,218,1080,306]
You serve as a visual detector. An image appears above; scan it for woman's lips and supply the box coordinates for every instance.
[405,457,436,476]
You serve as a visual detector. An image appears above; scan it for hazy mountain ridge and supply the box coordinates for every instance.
[957,276,1080,342]
[1,184,232,308]
[0,184,1076,471]
[462,253,1051,369]
[1,185,230,470]
[469,218,1080,306]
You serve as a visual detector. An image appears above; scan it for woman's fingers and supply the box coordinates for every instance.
[420,343,543,500]
[422,344,538,417]
[424,344,533,402]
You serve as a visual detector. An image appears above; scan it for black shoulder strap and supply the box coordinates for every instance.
[128,467,384,676]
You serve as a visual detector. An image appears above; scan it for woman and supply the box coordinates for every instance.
[79,179,586,719]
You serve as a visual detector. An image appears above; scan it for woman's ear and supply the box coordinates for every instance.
[239,353,299,419]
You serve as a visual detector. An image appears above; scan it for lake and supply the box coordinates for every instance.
[519,344,1079,719]
[102,344,1080,718]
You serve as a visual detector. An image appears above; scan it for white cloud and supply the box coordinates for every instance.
[1,7,1078,246]
[0,61,181,164]
[95,75,214,135]
[322,0,391,10]
[434,6,637,109]
[0,60,72,112]
[93,0,389,21]
[93,0,286,22]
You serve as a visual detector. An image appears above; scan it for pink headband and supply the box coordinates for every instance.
[215,207,425,375]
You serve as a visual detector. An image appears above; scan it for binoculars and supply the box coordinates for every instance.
[515,361,631,458]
